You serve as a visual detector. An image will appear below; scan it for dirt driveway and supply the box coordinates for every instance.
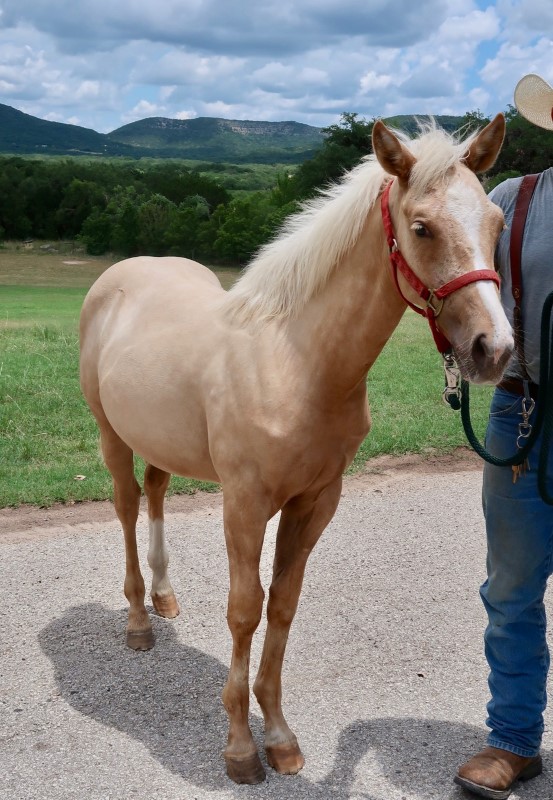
[1,450,552,800]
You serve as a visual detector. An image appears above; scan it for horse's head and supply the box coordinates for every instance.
[372,114,513,384]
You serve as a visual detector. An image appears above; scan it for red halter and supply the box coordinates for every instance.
[380,180,500,354]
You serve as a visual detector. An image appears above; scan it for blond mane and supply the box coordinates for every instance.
[223,121,478,324]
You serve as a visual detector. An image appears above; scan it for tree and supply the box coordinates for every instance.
[0,160,33,238]
[291,112,374,199]
[56,178,106,238]
[0,154,231,251]
[136,194,177,255]
[211,193,299,264]
[165,196,211,258]
[142,164,230,209]
[491,106,553,177]
[110,193,140,256]
[79,209,112,255]
[458,110,490,134]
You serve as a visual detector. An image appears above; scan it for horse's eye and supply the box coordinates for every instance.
[413,223,428,238]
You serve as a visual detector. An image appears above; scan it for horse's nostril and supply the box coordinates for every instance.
[472,333,490,366]
[472,333,514,372]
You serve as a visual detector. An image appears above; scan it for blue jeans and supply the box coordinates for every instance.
[481,387,553,757]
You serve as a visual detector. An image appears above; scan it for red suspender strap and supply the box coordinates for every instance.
[510,173,540,376]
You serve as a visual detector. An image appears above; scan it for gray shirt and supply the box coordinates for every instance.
[488,167,553,384]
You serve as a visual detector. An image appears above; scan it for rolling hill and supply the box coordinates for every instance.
[0,102,465,164]
[0,103,138,157]
[106,117,325,163]
[0,103,325,163]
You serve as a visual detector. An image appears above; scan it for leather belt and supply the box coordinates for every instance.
[497,376,539,401]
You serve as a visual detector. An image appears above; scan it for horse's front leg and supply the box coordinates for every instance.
[253,478,342,775]
[221,493,269,784]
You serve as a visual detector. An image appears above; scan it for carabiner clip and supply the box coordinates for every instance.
[516,396,535,448]
[442,352,461,410]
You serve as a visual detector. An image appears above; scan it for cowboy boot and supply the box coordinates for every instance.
[454,746,542,799]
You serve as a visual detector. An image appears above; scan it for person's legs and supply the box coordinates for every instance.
[481,389,553,756]
[455,388,552,798]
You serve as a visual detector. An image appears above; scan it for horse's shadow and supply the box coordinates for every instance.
[39,604,551,799]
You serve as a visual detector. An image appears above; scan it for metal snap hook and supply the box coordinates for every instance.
[442,352,461,408]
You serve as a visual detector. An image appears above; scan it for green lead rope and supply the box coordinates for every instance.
[458,290,553,504]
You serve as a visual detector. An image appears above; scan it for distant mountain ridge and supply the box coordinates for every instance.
[0,102,465,163]
[106,116,325,162]
[0,102,138,158]
[383,114,466,135]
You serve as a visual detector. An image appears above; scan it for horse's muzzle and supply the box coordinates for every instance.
[466,331,514,384]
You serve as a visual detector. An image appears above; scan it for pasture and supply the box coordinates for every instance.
[0,245,492,507]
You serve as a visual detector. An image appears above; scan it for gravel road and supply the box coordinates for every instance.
[1,452,552,800]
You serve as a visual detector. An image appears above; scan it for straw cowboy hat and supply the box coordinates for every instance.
[514,73,553,130]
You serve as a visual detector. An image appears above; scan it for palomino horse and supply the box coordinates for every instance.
[80,115,513,784]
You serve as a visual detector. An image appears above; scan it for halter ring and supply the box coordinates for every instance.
[426,291,444,317]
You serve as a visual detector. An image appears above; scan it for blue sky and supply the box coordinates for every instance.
[0,0,552,133]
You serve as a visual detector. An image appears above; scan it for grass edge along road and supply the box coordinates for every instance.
[0,249,493,508]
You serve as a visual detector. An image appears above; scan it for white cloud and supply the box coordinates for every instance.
[75,81,101,100]
[480,36,553,111]
[202,100,236,117]
[468,87,491,111]
[43,111,64,122]
[135,51,247,86]
[0,0,448,55]
[399,65,459,99]
[0,0,550,132]
[439,8,500,43]
[252,62,328,92]
[497,0,553,42]
[174,109,197,120]
[359,71,393,94]
[122,99,165,123]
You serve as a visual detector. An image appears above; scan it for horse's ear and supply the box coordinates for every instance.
[463,113,506,174]
[372,120,416,183]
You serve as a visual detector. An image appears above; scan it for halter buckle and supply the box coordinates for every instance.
[426,291,444,317]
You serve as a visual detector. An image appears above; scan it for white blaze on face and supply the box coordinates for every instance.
[446,180,486,266]
[445,179,511,352]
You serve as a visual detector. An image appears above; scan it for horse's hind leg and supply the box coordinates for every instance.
[100,423,153,651]
[253,478,342,775]
[144,463,179,619]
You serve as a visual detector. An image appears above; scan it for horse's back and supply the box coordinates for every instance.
[82,256,222,321]
[81,255,224,342]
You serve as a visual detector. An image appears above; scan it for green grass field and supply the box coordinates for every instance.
[0,245,493,507]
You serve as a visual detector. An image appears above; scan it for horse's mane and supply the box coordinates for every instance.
[223,120,479,324]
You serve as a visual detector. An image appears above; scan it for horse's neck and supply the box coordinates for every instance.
[290,208,406,395]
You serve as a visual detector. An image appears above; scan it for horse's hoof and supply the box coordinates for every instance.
[151,592,180,619]
[126,628,154,650]
[266,741,305,775]
[224,752,266,784]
